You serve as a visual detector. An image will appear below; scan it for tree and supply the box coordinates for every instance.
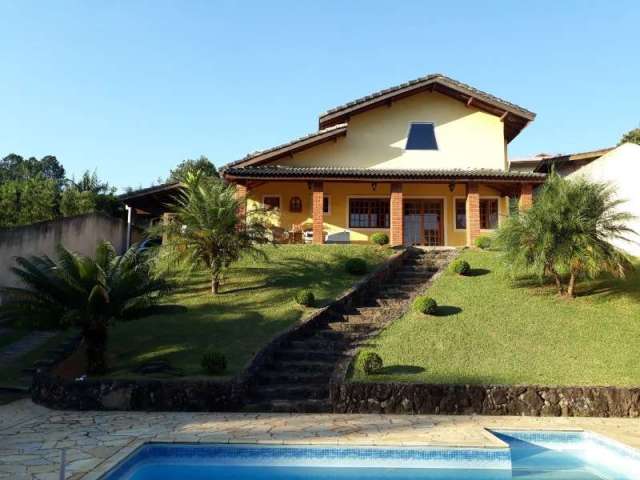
[169,156,218,182]
[156,173,271,294]
[0,154,65,185]
[495,173,635,297]
[62,170,123,218]
[59,187,96,217]
[0,242,168,374]
[619,127,640,146]
[0,175,59,227]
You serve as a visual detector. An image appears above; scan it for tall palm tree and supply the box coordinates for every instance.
[0,242,167,373]
[156,172,272,294]
[496,173,636,297]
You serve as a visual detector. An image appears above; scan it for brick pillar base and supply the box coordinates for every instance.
[234,183,247,222]
[312,182,324,244]
[519,183,533,212]
[466,183,481,246]
[390,183,404,246]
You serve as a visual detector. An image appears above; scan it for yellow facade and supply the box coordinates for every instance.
[247,182,508,246]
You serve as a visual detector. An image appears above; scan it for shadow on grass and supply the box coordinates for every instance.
[433,306,462,316]
[378,365,425,375]
[466,268,491,277]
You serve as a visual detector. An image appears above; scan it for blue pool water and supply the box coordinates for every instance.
[102,431,640,480]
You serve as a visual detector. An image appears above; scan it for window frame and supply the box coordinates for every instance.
[289,196,302,213]
[405,122,438,151]
[262,195,281,211]
[323,195,331,215]
[480,196,500,231]
[453,197,467,231]
[347,196,391,229]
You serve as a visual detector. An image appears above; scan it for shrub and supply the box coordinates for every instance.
[294,289,315,307]
[451,259,471,276]
[475,235,492,250]
[201,349,227,374]
[358,351,383,375]
[345,257,368,275]
[414,296,438,315]
[370,232,389,246]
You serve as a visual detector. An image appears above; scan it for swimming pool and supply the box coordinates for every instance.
[101,430,640,479]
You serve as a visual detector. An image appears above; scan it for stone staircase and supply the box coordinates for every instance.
[244,248,456,413]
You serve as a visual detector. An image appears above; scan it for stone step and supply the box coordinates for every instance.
[256,384,329,401]
[288,338,347,351]
[243,398,331,413]
[256,371,331,385]
[267,360,336,374]
[316,329,369,342]
[274,349,344,362]
[325,322,378,333]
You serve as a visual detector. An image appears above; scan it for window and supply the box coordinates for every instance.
[349,198,390,228]
[289,196,302,213]
[480,199,499,229]
[405,122,438,150]
[263,196,280,210]
[455,198,466,229]
[323,196,330,214]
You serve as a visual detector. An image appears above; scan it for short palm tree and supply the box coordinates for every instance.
[0,242,167,373]
[156,172,271,294]
[496,173,636,297]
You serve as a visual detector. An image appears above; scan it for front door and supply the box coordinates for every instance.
[403,199,444,246]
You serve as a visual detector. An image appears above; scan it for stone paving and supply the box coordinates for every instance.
[1,399,639,479]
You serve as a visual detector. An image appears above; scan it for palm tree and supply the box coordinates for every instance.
[0,242,167,373]
[156,172,271,294]
[496,173,636,297]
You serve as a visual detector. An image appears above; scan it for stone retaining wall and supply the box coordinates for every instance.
[330,382,640,417]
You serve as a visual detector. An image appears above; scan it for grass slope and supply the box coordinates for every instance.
[352,250,640,386]
[106,245,390,378]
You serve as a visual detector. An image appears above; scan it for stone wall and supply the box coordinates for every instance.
[330,382,640,417]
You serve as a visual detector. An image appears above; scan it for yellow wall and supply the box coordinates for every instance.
[247,182,508,246]
[277,91,507,171]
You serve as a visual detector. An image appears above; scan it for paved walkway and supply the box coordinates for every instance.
[1,399,639,480]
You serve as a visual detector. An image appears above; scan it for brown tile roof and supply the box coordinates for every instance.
[222,124,348,170]
[118,182,182,201]
[533,147,613,173]
[223,165,546,183]
[318,74,535,142]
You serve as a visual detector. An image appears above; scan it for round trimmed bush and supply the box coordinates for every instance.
[345,257,368,275]
[475,235,492,250]
[201,349,227,375]
[370,232,389,246]
[451,259,471,276]
[358,351,383,375]
[294,289,315,307]
[414,296,438,315]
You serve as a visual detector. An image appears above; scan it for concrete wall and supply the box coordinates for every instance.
[567,143,640,257]
[0,213,128,289]
[278,90,507,171]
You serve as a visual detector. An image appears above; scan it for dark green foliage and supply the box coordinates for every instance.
[475,235,492,250]
[294,289,315,307]
[169,156,219,182]
[201,349,227,374]
[358,351,383,375]
[345,257,368,275]
[0,242,168,374]
[370,232,389,246]
[495,172,635,297]
[619,127,640,145]
[414,296,438,315]
[451,259,471,275]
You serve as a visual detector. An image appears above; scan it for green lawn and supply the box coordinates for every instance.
[105,245,391,378]
[351,250,640,386]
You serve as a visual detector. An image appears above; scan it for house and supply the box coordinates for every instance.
[220,74,545,247]
[524,143,640,256]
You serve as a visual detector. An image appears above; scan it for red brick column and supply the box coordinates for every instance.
[519,183,533,211]
[312,182,324,244]
[466,183,481,246]
[234,183,247,222]
[390,183,404,246]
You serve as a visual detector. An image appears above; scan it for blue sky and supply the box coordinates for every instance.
[1,1,639,191]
